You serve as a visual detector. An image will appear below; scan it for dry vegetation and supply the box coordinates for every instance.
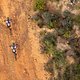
[33,0,80,80]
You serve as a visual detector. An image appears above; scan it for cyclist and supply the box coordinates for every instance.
[5,17,11,28]
[10,42,17,60]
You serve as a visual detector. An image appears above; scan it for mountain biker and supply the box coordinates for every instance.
[11,43,17,53]
[5,17,13,35]
[5,17,11,28]
[10,42,17,60]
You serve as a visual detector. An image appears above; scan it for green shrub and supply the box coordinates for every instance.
[57,27,72,39]
[61,17,73,30]
[53,50,66,68]
[63,10,71,17]
[42,11,54,28]
[42,32,57,54]
[74,66,80,80]
[63,31,71,39]
[56,11,73,38]
[74,15,80,26]
[63,64,80,80]
[33,10,61,28]
[56,28,65,36]
[69,38,80,56]
[44,58,54,73]
[61,10,74,31]
[34,0,46,11]
[40,30,47,36]
[44,50,66,78]
[44,50,65,73]
[42,32,66,71]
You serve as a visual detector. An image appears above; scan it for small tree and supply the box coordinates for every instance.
[34,0,46,11]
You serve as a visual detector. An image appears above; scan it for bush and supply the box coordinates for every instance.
[63,64,80,80]
[42,32,57,54]
[56,10,74,38]
[61,17,73,30]
[74,64,80,80]
[34,5,74,29]
[44,50,66,80]
[40,30,47,36]
[32,11,44,28]
[69,37,80,56]
[61,10,74,31]
[61,10,73,30]
[44,50,65,73]
[63,31,71,39]
[44,58,54,73]
[56,27,72,39]
[33,10,61,28]
[53,50,66,68]
[42,32,66,71]
[46,11,61,29]
[34,0,46,11]
[74,15,80,26]
[63,10,73,18]
[42,11,54,28]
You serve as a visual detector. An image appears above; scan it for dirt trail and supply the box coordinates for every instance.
[1,0,10,17]
[0,0,49,80]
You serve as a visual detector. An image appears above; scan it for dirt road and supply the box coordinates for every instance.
[0,0,49,80]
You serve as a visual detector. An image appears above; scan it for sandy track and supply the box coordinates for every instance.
[0,0,37,80]
[0,0,49,80]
